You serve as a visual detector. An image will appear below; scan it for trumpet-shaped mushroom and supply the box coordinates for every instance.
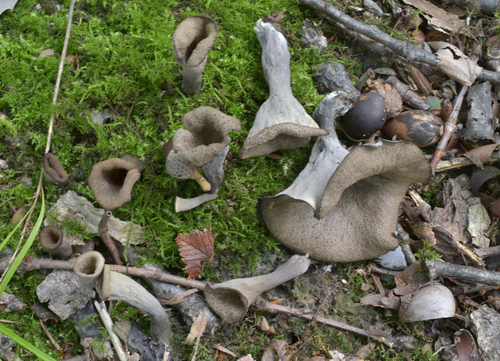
[204,254,310,323]
[73,251,105,289]
[173,16,218,94]
[39,225,72,259]
[239,19,328,159]
[43,153,68,184]
[97,265,170,346]
[257,92,432,262]
[165,107,241,212]
[88,157,141,211]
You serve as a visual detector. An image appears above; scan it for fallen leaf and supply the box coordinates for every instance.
[463,143,500,167]
[401,0,464,34]
[0,0,19,15]
[212,344,237,357]
[39,49,56,57]
[455,329,481,361]
[428,42,482,86]
[185,310,207,343]
[176,228,214,279]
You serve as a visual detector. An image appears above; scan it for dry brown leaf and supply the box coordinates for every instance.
[428,42,482,86]
[360,292,400,310]
[185,311,208,344]
[212,344,237,357]
[175,228,214,279]
[158,289,198,305]
[402,0,464,34]
[455,329,481,361]
[463,143,500,167]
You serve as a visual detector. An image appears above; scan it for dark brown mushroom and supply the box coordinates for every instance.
[173,16,218,94]
[87,158,141,211]
[40,225,72,259]
[43,153,68,184]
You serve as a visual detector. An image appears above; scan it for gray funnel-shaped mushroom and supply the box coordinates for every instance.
[173,16,218,94]
[257,93,432,263]
[239,19,328,159]
[165,107,241,212]
[204,254,310,323]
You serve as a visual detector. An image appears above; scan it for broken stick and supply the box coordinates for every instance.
[425,258,500,286]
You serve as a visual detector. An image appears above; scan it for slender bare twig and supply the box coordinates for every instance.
[430,85,469,170]
[300,0,500,84]
[39,319,61,351]
[474,245,500,259]
[435,151,500,172]
[98,211,124,266]
[425,258,500,286]
[255,298,397,347]
[94,301,128,361]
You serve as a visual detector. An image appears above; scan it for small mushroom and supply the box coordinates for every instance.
[88,157,141,211]
[257,93,432,262]
[97,265,170,346]
[73,251,105,289]
[165,107,241,211]
[399,282,456,323]
[173,15,218,94]
[43,153,68,184]
[239,19,328,159]
[39,225,72,259]
[341,91,388,141]
[383,110,443,148]
[204,254,310,323]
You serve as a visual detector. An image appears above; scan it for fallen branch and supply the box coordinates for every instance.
[425,258,500,286]
[255,298,398,348]
[435,152,500,172]
[300,0,500,84]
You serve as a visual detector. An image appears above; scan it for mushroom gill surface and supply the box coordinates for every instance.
[239,19,327,159]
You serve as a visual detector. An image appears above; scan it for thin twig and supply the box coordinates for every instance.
[430,85,469,170]
[425,258,500,286]
[39,319,61,351]
[98,211,124,266]
[435,151,500,172]
[94,301,128,361]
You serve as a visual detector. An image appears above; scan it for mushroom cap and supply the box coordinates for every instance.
[43,153,68,184]
[173,15,218,68]
[40,225,64,250]
[88,158,141,210]
[173,106,241,167]
[257,140,432,262]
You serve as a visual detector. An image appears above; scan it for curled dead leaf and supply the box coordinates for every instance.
[175,228,215,279]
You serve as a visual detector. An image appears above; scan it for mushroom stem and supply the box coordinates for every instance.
[204,255,310,323]
[97,265,171,345]
[175,193,218,213]
[180,58,208,94]
[98,211,124,265]
[73,251,105,289]
[193,168,211,192]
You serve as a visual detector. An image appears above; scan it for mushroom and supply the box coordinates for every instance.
[173,15,218,94]
[39,225,72,259]
[165,106,241,212]
[43,153,68,184]
[73,251,105,288]
[204,254,310,323]
[238,19,328,159]
[88,157,141,211]
[257,92,432,262]
[97,265,170,346]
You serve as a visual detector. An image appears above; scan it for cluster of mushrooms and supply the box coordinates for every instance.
[35,15,441,360]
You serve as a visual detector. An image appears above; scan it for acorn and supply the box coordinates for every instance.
[342,91,387,141]
[383,110,443,148]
